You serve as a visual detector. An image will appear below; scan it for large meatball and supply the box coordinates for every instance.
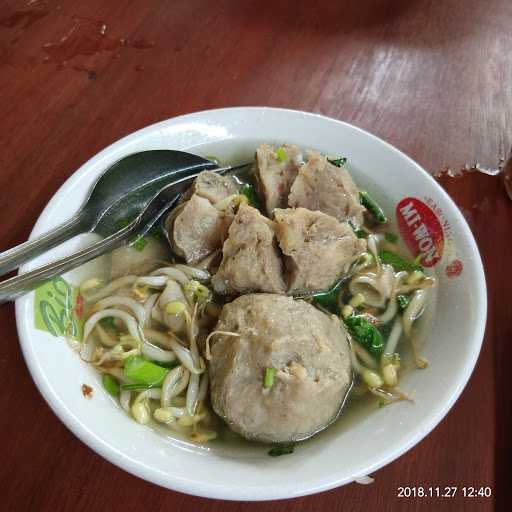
[209,294,353,443]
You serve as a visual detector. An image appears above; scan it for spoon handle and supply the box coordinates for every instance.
[0,224,131,304]
[0,214,85,277]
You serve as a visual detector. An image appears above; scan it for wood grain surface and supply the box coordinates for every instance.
[1,0,510,510]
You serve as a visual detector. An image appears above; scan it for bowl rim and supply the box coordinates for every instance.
[15,107,487,501]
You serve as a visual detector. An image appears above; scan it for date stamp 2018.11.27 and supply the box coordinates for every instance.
[397,486,492,499]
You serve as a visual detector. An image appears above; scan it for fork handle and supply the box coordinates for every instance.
[0,214,86,277]
[0,225,130,304]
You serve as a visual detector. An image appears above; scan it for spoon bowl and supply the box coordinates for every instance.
[0,150,216,275]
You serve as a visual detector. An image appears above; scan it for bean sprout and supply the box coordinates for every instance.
[143,328,173,349]
[168,334,204,374]
[141,340,176,363]
[83,309,142,346]
[378,271,407,323]
[353,343,378,370]
[143,293,159,329]
[84,275,138,302]
[173,264,210,282]
[204,330,241,360]
[150,267,189,284]
[94,323,117,347]
[120,390,131,412]
[402,289,428,338]
[161,366,190,407]
[383,315,403,356]
[134,276,168,289]
[197,370,209,402]
[93,296,147,326]
[186,372,200,416]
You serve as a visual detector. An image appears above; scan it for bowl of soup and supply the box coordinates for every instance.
[15,107,486,500]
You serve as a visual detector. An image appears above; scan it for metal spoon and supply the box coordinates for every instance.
[0,150,218,276]
[0,163,249,303]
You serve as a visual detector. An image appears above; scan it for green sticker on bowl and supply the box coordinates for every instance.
[34,277,84,340]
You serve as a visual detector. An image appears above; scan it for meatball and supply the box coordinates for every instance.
[190,171,239,204]
[211,204,286,295]
[288,150,366,224]
[209,294,353,443]
[171,195,230,264]
[274,207,367,293]
[255,143,302,215]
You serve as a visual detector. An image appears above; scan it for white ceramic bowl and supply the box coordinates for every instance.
[15,108,486,501]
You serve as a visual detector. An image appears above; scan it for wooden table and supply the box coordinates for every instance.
[1,1,509,510]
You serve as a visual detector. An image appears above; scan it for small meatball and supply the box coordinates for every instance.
[171,195,230,264]
[191,171,239,204]
[288,151,366,224]
[255,144,302,216]
[211,204,286,295]
[209,294,353,443]
[110,237,169,279]
[274,208,367,293]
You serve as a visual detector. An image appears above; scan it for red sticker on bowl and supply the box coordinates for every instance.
[396,198,444,267]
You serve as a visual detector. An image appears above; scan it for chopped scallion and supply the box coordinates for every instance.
[263,367,276,389]
[102,374,120,397]
[275,147,288,163]
[123,356,168,387]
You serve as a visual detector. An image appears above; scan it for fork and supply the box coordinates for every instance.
[0,165,244,304]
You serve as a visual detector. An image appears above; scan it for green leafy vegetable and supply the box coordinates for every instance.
[384,232,399,243]
[312,280,343,314]
[344,315,384,358]
[327,157,347,167]
[397,294,410,310]
[263,367,276,389]
[275,147,288,163]
[123,356,168,387]
[360,191,387,224]
[268,444,295,457]
[102,374,120,397]
[379,250,423,273]
[239,183,261,208]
